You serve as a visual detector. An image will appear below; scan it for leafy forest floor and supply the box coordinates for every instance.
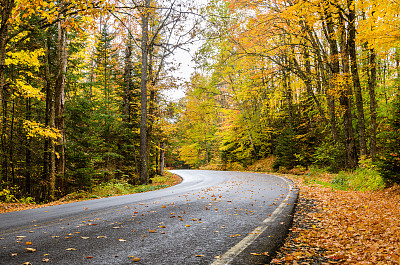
[266,172,400,264]
[0,173,182,214]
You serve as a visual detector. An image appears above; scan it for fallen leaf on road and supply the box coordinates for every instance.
[250,253,261,255]
[25,242,32,245]
[22,262,32,265]
[25,248,36,252]
[118,239,127,242]
[185,224,190,227]
[195,254,204,257]
[96,236,107,238]
[149,229,156,233]
[132,257,141,262]
[42,258,50,262]
[80,237,89,239]
[11,253,17,256]
[86,256,94,259]
[66,248,76,251]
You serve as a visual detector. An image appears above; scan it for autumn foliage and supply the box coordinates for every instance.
[174,0,400,186]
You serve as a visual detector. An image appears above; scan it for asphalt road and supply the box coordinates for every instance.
[0,170,298,265]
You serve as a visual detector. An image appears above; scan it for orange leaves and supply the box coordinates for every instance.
[274,176,400,264]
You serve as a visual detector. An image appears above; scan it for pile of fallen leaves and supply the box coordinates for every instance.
[271,176,400,264]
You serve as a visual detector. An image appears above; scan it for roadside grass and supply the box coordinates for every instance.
[0,171,181,214]
[245,155,386,192]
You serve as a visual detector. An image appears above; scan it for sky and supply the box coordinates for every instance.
[163,0,208,102]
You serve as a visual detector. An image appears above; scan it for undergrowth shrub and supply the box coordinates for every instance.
[313,141,346,173]
[150,175,168,184]
[331,168,385,191]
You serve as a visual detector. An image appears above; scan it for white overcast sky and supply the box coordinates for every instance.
[164,0,209,101]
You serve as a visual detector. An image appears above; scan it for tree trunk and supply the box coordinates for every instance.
[324,9,357,168]
[140,0,151,184]
[123,42,133,122]
[147,47,156,173]
[43,34,52,195]
[340,14,358,168]
[368,48,378,160]
[0,0,14,112]
[0,0,14,183]
[1,88,8,182]
[49,99,56,201]
[25,99,31,195]
[159,141,165,175]
[347,0,367,158]
[54,20,67,195]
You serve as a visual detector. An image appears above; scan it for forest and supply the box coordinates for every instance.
[1,0,400,203]
[177,0,400,185]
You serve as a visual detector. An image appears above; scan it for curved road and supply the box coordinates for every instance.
[0,170,298,264]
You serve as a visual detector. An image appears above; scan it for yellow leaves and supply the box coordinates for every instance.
[5,49,45,70]
[250,252,268,256]
[25,247,36,252]
[23,120,61,140]
[66,248,76,251]
[11,78,44,100]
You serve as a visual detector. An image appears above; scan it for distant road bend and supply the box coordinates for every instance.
[0,170,298,265]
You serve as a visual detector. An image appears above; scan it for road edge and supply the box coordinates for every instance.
[211,174,299,265]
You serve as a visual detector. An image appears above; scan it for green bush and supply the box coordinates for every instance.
[0,188,19,203]
[150,176,169,184]
[331,168,385,191]
[313,141,346,173]
[272,128,297,171]
[91,179,134,197]
[378,93,400,184]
